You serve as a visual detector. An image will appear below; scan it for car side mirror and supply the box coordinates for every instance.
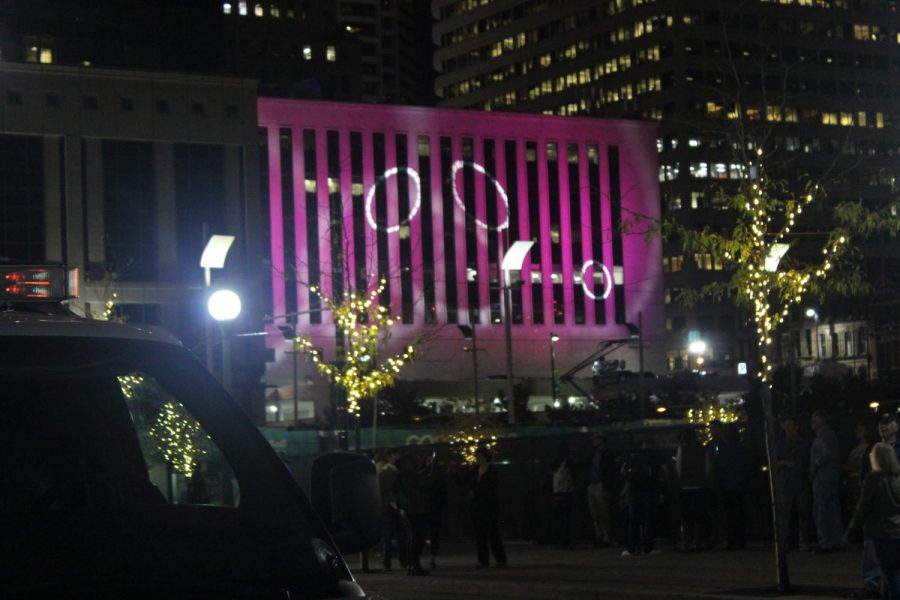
[310,452,382,555]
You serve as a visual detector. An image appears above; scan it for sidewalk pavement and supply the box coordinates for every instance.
[354,541,864,599]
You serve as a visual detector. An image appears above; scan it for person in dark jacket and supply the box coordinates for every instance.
[712,423,749,550]
[394,454,430,575]
[552,441,576,549]
[676,428,710,552]
[457,447,507,567]
[588,433,616,547]
[846,442,900,600]
[423,451,448,569]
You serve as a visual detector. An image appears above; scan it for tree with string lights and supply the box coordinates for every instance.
[665,147,862,385]
[290,278,423,418]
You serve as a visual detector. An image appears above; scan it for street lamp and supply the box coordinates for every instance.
[208,288,242,393]
[688,339,706,370]
[501,239,535,424]
[806,308,821,362]
[200,233,236,374]
[549,332,560,409]
[458,324,480,414]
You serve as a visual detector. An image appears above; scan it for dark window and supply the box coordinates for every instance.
[226,104,239,118]
[120,97,134,112]
[156,99,171,114]
[350,132,366,294]
[568,144,584,325]
[174,144,225,286]
[587,145,605,324]
[395,134,414,324]
[608,146,625,324]
[303,129,321,322]
[462,139,479,324]
[327,130,343,302]
[83,96,98,110]
[504,140,523,324]
[45,93,59,108]
[102,140,156,280]
[526,141,543,325]
[280,128,298,319]
[191,102,205,116]
[0,134,44,261]
[440,137,457,323]
[372,133,390,308]
[7,91,22,106]
[418,136,436,324]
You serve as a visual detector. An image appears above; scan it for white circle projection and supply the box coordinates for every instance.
[450,160,510,232]
[364,166,422,233]
[580,260,613,301]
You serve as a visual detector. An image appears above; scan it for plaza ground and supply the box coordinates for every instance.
[354,540,863,599]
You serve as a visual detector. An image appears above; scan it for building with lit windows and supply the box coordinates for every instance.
[433,0,900,377]
[258,99,665,420]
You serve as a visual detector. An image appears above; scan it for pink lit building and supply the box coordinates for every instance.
[258,99,664,416]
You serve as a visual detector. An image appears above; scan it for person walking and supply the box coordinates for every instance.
[846,442,900,600]
[855,413,900,599]
[457,447,507,567]
[587,433,616,547]
[676,428,710,552]
[774,414,810,552]
[810,409,844,553]
[394,454,430,576]
[551,441,576,549]
[423,451,448,570]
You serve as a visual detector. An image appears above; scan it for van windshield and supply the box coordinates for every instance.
[0,335,349,599]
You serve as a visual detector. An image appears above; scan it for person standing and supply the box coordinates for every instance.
[846,442,900,600]
[551,441,576,549]
[423,451,448,570]
[676,428,710,552]
[810,409,844,553]
[587,433,616,547]
[856,413,900,599]
[467,447,507,567]
[394,454,430,576]
[377,450,403,572]
[620,440,664,556]
[775,415,811,551]
[714,424,749,550]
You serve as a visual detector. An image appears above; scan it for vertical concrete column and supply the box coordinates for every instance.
[63,135,85,268]
[43,136,63,262]
[83,138,105,266]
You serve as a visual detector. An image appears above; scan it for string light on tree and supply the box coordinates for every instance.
[294,278,423,416]
[149,401,209,477]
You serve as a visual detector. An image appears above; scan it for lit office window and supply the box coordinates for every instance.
[238,1,247,15]
[270,4,280,17]
[223,2,232,14]
[254,3,264,16]
[302,46,312,60]
[326,46,336,61]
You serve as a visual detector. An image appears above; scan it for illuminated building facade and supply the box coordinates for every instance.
[259,99,665,415]
[433,0,900,377]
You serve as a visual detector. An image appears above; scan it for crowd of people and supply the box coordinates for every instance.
[367,411,900,598]
[374,446,506,576]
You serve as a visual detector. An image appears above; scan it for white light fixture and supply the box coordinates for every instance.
[208,289,242,321]
[764,243,790,272]
[502,240,535,272]
[688,340,706,354]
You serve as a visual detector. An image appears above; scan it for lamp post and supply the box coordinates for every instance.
[806,308,820,362]
[200,233,236,374]
[458,324,480,414]
[500,239,535,425]
[208,288,242,393]
[549,332,559,409]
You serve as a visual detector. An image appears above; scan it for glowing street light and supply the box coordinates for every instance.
[208,288,242,393]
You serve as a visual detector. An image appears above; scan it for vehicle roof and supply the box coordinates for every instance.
[0,308,183,346]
